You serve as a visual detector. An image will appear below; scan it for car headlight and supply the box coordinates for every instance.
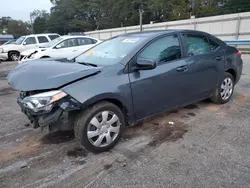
[0,48,3,53]
[23,90,67,113]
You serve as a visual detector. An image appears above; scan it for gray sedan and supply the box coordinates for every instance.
[8,30,243,153]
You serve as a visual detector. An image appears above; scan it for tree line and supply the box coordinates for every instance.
[0,17,31,37]
[1,0,250,37]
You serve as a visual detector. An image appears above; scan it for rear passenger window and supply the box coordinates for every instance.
[37,36,49,43]
[207,37,220,52]
[49,35,60,40]
[139,35,181,62]
[183,34,210,56]
[77,38,94,45]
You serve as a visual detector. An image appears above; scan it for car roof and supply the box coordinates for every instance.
[59,35,100,40]
[24,33,59,37]
[118,29,209,38]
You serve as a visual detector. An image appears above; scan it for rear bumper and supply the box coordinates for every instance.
[0,53,8,60]
[17,96,81,131]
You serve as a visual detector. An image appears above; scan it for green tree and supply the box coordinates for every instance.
[7,20,30,37]
[30,0,250,34]
[32,10,50,33]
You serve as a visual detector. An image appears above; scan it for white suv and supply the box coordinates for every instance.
[0,33,60,61]
[20,35,101,63]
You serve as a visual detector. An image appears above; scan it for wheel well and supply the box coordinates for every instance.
[90,99,130,126]
[226,69,236,81]
[8,51,20,56]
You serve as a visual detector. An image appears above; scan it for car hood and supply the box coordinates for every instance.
[8,60,102,91]
[2,44,21,51]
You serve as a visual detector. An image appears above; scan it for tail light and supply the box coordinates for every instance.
[237,50,242,57]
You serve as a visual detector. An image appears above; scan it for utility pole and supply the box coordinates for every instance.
[139,7,144,32]
[30,13,34,34]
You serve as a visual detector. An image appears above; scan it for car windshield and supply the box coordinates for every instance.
[75,36,145,66]
[42,37,64,48]
[15,36,25,45]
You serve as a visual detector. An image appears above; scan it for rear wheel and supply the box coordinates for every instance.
[210,72,234,104]
[74,101,125,153]
[9,52,20,61]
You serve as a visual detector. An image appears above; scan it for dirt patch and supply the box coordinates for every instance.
[187,112,196,117]
[0,138,41,164]
[75,160,86,165]
[66,147,88,158]
[124,113,188,147]
[147,122,188,147]
[103,164,112,170]
[0,70,9,80]
[0,87,16,96]
[242,83,250,88]
[40,131,75,144]
[184,104,199,110]
[169,110,179,114]
[206,104,220,112]
[236,94,248,104]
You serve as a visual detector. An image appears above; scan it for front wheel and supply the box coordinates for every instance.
[9,52,20,61]
[74,102,125,153]
[210,72,235,104]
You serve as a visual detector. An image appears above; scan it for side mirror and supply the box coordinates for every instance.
[23,41,27,45]
[55,44,62,49]
[136,58,157,70]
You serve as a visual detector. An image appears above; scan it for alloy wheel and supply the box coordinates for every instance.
[11,53,19,61]
[87,111,121,147]
[220,77,233,100]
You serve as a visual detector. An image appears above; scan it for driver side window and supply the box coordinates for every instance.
[138,35,182,63]
[24,37,37,45]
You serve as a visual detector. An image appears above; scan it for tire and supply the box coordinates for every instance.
[210,72,235,104]
[9,52,20,61]
[74,101,125,153]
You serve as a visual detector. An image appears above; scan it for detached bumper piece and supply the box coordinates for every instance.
[17,96,81,131]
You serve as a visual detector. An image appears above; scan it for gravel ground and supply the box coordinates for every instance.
[0,56,250,188]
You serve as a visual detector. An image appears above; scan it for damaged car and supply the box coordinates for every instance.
[8,30,243,153]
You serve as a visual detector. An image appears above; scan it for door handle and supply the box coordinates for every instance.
[176,65,188,72]
[216,56,223,61]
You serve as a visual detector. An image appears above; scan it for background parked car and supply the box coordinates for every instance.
[2,39,16,45]
[0,33,60,61]
[19,35,101,63]
[0,34,14,46]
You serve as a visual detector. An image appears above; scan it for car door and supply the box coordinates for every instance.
[50,38,79,58]
[180,33,225,100]
[129,34,191,120]
[21,37,38,51]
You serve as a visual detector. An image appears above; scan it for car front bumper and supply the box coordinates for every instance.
[17,96,81,131]
[0,53,8,61]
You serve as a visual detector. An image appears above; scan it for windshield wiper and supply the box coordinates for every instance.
[77,62,98,67]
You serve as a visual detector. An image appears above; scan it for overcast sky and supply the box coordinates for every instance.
[0,0,52,21]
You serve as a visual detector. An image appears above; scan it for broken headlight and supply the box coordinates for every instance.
[23,90,67,113]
